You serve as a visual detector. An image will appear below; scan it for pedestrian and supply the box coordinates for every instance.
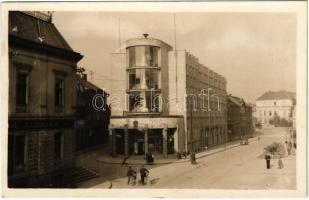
[287,142,292,155]
[127,166,136,185]
[265,153,271,169]
[121,156,129,167]
[139,165,149,185]
[151,153,154,164]
[278,156,284,169]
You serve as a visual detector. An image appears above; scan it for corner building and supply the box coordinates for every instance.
[109,35,227,158]
[8,12,82,187]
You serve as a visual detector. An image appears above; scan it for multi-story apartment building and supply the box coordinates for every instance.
[255,90,295,126]
[108,34,227,158]
[8,11,82,187]
[227,95,254,141]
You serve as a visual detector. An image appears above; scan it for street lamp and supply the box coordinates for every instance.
[190,102,196,165]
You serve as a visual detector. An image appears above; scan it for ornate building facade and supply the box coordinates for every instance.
[8,11,82,187]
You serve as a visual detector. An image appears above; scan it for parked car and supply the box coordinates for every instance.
[240,139,249,145]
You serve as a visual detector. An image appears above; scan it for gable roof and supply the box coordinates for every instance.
[228,96,243,107]
[256,90,295,101]
[77,76,101,91]
[9,11,72,51]
[76,76,109,96]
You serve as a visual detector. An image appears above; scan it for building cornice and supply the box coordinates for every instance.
[9,34,83,63]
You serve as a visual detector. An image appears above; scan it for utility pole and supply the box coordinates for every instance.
[118,17,121,53]
[225,94,228,150]
[190,102,196,164]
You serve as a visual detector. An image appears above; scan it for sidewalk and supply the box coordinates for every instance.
[95,137,258,166]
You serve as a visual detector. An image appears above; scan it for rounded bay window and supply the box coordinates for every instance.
[126,46,161,113]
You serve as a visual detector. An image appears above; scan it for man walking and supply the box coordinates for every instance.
[139,165,149,185]
[287,141,292,155]
[127,166,136,185]
[265,153,271,169]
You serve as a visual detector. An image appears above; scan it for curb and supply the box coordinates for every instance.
[95,138,258,166]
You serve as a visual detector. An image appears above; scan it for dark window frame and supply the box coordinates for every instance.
[15,64,32,113]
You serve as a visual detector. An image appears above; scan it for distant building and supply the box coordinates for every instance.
[255,90,295,126]
[109,35,227,157]
[8,11,83,187]
[227,95,254,141]
[75,73,110,152]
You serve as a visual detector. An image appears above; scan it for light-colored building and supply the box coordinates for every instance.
[255,90,295,126]
[108,34,227,157]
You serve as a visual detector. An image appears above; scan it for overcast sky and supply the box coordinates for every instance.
[53,12,296,103]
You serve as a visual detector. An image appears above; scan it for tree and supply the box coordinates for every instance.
[264,142,286,157]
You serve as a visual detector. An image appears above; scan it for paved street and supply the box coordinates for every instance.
[83,127,296,189]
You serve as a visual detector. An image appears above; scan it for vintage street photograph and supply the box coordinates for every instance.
[1,1,307,198]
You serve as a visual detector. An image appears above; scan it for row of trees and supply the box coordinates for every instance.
[269,115,292,127]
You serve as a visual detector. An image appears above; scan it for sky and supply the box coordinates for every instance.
[53,12,296,103]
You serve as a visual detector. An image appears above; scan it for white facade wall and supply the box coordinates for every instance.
[255,99,293,124]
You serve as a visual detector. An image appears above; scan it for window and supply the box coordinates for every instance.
[15,135,26,168]
[54,132,63,160]
[8,134,27,174]
[274,101,276,106]
[55,78,64,107]
[128,69,143,90]
[128,91,161,112]
[128,69,159,90]
[145,69,159,89]
[127,46,159,67]
[269,111,272,116]
[16,71,29,106]
[126,46,161,114]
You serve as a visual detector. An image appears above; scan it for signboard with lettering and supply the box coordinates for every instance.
[9,118,75,131]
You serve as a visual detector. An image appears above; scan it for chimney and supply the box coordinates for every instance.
[143,33,149,38]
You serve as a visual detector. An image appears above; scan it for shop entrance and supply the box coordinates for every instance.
[129,129,144,155]
[148,129,163,154]
[167,128,176,154]
[115,129,125,155]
